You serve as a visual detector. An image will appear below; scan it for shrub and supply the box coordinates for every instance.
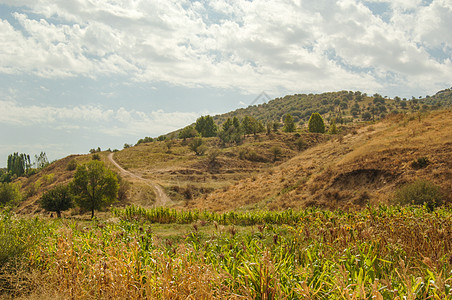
[92,154,101,161]
[0,182,21,206]
[411,157,429,169]
[270,146,282,162]
[189,138,207,156]
[394,180,443,210]
[282,114,296,132]
[295,138,305,151]
[40,185,73,218]
[66,159,78,171]
[308,113,325,133]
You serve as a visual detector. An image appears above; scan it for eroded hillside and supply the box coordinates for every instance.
[192,110,452,211]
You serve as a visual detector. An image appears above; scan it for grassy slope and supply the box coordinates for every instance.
[11,89,452,215]
[194,110,452,211]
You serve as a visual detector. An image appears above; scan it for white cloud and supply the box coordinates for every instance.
[0,99,198,137]
[0,0,450,96]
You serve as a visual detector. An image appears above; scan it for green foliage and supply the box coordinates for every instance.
[295,138,305,151]
[0,211,49,266]
[307,113,325,133]
[270,146,282,161]
[178,126,198,140]
[411,157,429,169]
[328,119,338,134]
[282,114,296,132]
[123,143,132,149]
[0,182,21,206]
[34,152,49,169]
[66,159,78,171]
[189,137,207,156]
[7,153,31,177]
[195,115,218,137]
[92,153,101,161]
[219,117,243,145]
[242,115,265,136]
[71,161,119,218]
[395,180,443,210]
[136,136,154,145]
[40,184,73,218]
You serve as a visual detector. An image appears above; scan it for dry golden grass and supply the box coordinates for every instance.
[195,110,452,211]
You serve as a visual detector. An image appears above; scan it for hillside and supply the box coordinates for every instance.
[6,89,452,216]
[212,89,452,126]
[193,110,452,211]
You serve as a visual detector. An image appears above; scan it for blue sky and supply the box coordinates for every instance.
[0,0,451,167]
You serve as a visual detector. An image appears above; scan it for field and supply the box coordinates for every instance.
[1,205,451,299]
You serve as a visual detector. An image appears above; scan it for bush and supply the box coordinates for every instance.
[66,159,78,171]
[270,146,282,162]
[40,185,73,218]
[189,138,207,156]
[411,157,429,169]
[0,182,21,206]
[395,180,443,210]
[308,113,325,133]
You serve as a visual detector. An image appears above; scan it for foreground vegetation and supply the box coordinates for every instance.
[1,205,451,299]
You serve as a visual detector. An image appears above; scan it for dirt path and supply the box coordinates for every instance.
[108,153,173,207]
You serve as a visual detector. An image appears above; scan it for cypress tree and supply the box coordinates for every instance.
[308,113,325,133]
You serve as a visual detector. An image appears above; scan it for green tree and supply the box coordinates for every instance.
[7,153,31,177]
[308,113,325,133]
[71,161,119,218]
[178,126,198,140]
[242,115,264,136]
[40,184,73,218]
[282,114,296,132]
[34,152,49,169]
[189,138,207,156]
[195,115,218,137]
[328,119,338,134]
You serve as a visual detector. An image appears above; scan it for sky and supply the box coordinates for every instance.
[0,0,451,167]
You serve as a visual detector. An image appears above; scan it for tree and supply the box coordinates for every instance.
[308,113,325,133]
[71,161,119,218]
[178,126,198,140]
[35,152,49,169]
[195,115,218,137]
[328,119,338,134]
[7,153,31,177]
[189,137,207,156]
[242,115,264,136]
[40,184,73,218]
[282,114,296,132]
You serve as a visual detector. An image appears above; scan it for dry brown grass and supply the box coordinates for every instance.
[195,110,452,211]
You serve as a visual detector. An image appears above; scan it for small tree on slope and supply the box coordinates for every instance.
[40,184,73,218]
[308,113,325,133]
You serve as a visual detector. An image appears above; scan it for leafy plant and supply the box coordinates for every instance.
[308,113,325,133]
[71,160,119,218]
[40,184,73,218]
[411,157,429,169]
[189,138,207,156]
[394,180,443,210]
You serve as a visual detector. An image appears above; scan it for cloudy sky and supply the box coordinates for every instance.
[0,0,451,167]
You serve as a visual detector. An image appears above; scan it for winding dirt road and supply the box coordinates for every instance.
[108,153,173,207]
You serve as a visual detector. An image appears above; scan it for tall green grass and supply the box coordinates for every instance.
[1,205,451,299]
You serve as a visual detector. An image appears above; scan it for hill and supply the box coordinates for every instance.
[5,89,452,216]
[193,109,452,211]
